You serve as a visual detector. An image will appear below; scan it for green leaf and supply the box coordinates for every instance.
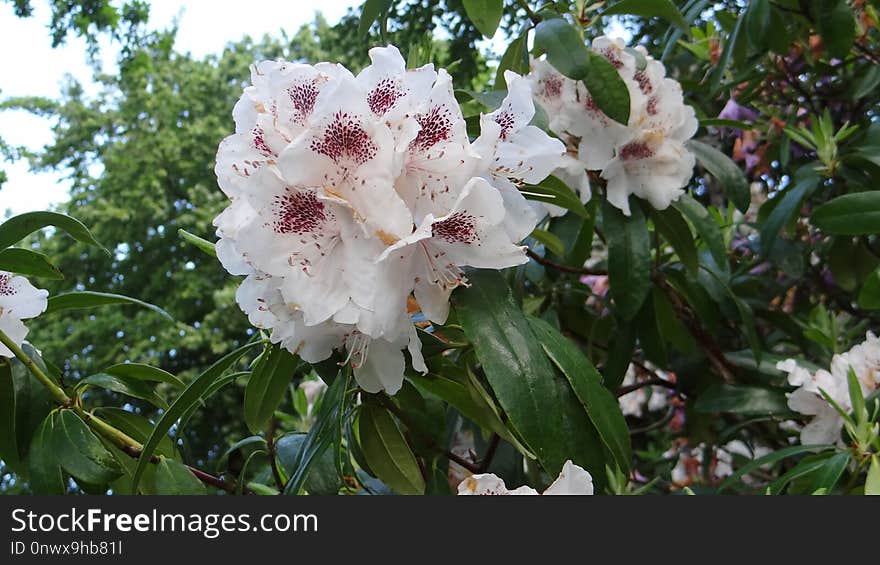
[494,30,529,88]
[815,0,855,59]
[694,384,790,415]
[92,407,177,459]
[358,0,392,36]
[0,211,108,253]
[454,270,607,485]
[866,455,880,495]
[530,228,566,258]
[718,444,835,491]
[533,18,630,124]
[28,414,65,494]
[244,344,299,434]
[101,363,184,389]
[523,175,590,219]
[808,451,850,494]
[760,166,821,254]
[652,207,698,275]
[77,373,167,409]
[51,410,122,485]
[528,316,631,473]
[812,192,880,235]
[358,404,425,495]
[462,0,503,38]
[601,0,689,31]
[145,457,206,495]
[130,341,263,493]
[46,291,173,320]
[686,139,750,213]
[275,434,342,495]
[858,267,880,310]
[0,360,20,470]
[744,0,771,48]
[0,248,63,279]
[769,452,835,494]
[177,229,217,257]
[674,194,728,268]
[0,347,56,473]
[707,13,744,95]
[603,199,651,320]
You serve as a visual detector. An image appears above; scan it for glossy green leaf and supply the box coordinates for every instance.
[674,194,728,268]
[815,0,855,58]
[358,0,392,36]
[454,270,606,485]
[245,344,299,433]
[46,291,173,320]
[462,0,503,38]
[51,410,122,485]
[0,211,107,253]
[812,192,880,235]
[528,316,631,473]
[652,207,698,275]
[358,404,425,495]
[760,166,820,254]
[523,176,590,219]
[28,414,65,494]
[687,139,750,213]
[0,248,63,279]
[707,13,744,95]
[601,0,688,31]
[866,455,880,495]
[77,373,167,409]
[858,267,880,310]
[494,30,529,88]
[0,360,19,469]
[146,457,207,495]
[808,451,850,494]
[275,433,342,495]
[694,384,790,415]
[101,363,184,389]
[718,444,835,491]
[530,228,566,258]
[177,229,217,257]
[93,407,177,459]
[604,200,651,320]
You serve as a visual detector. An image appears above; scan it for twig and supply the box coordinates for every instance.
[266,418,285,492]
[526,248,606,276]
[616,376,677,398]
[477,433,501,473]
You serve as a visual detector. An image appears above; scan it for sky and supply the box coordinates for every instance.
[0,0,360,216]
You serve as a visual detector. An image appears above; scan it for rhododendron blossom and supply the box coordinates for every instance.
[0,271,48,358]
[214,46,563,394]
[457,460,593,495]
[776,332,880,446]
[527,36,698,216]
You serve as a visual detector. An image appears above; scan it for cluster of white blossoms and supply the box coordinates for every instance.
[528,36,698,216]
[618,362,673,418]
[214,45,565,394]
[0,271,48,358]
[457,460,593,495]
[776,332,880,446]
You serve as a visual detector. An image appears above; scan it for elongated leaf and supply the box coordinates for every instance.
[769,452,835,494]
[146,457,206,495]
[245,345,299,433]
[601,0,688,31]
[1,346,56,472]
[533,18,630,124]
[528,316,631,473]
[462,0,502,38]
[523,176,590,219]
[694,384,790,415]
[358,404,425,495]
[77,373,167,409]
[358,0,392,36]
[760,166,820,254]
[494,30,529,88]
[812,192,880,235]
[0,248,63,279]
[52,410,122,485]
[866,455,880,495]
[530,229,566,258]
[454,270,607,486]
[674,194,727,269]
[815,0,855,58]
[707,13,744,94]
[130,341,263,493]
[604,200,651,320]
[718,444,835,491]
[46,291,173,320]
[652,207,698,275]
[102,363,184,389]
[808,451,850,494]
[178,229,217,257]
[687,139,750,213]
[0,211,107,253]
[0,360,19,469]
[28,414,65,494]
[92,407,177,459]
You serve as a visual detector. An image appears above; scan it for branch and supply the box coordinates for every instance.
[616,376,677,398]
[526,248,606,276]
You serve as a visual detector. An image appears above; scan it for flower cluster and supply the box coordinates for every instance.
[528,36,698,215]
[0,271,48,358]
[214,46,565,394]
[776,332,880,446]
[457,460,593,495]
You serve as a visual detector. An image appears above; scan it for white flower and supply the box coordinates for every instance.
[777,332,880,446]
[0,271,48,358]
[526,37,698,216]
[457,460,593,495]
[472,70,567,241]
[617,362,672,417]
